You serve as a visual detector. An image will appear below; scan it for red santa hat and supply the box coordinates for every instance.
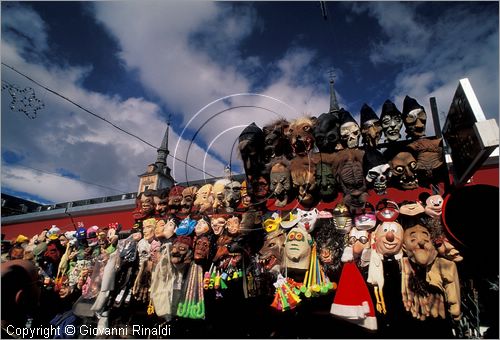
[330,262,377,331]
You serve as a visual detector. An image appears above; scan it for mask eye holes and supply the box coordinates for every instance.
[295,232,304,241]
[394,166,404,174]
[410,161,417,170]
[288,232,296,241]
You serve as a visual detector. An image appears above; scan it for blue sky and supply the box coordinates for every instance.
[1,1,498,204]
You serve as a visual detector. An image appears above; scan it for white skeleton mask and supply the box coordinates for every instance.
[366,163,391,195]
[340,122,361,149]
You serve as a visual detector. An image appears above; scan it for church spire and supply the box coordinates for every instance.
[329,70,340,113]
[155,116,171,176]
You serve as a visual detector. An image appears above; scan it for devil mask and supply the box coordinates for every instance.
[194,234,212,263]
[402,95,427,139]
[380,99,403,142]
[313,113,341,153]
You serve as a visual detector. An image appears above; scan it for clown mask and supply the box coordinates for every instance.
[373,221,403,256]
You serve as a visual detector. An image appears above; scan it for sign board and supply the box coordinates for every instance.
[442,78,499,185]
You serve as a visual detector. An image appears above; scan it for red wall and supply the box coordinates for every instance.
[2,209,135,241]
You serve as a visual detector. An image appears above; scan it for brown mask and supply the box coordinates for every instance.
[257,229,285,273]
[262,118,292,163]
[194,235,211,263]
[287,117,316,157]
[389,151,419,190]
[403,224,438,266]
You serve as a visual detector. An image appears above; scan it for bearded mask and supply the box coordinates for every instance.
[269,158,291,207]
[402,95,427,139]
[287,117,316,157]
[258,229,285,273]
[313,113,341,153]
[360,103,382,148]
[290,156,317,208]
[284,226,312,271]
[263,118,292,163]
[223,181,242,212]
[380,99,403,142]
[389,150,419,190]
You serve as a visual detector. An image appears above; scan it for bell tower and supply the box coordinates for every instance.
[137,120,175,194]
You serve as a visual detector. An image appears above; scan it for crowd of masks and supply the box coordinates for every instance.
[1,97,473,338]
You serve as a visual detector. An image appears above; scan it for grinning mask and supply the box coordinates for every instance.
[389,150,419,190]
[258,229,285,273]
[380,99,403,142]
[210,216,227,236]
[170,236,193,267]
[168,185,185,214]
[373,221,404,256]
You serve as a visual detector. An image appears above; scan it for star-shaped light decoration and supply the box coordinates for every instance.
[2,83,45,119]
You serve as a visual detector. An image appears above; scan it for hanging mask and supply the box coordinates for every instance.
[193,184,213,213]
[353,202,377,231]
[263,213,282,233]
[295,208,319,233]
[360,103,382,148]
[373,221,404,256]
[142,218,157,242]
[291,156,317,208]
[210,216,227,236]
[399,200,425,216]
[313,113,341,153]
[376,199,399,222]
[250,175,270,202]
[347,227,370,258]
[238,122,265,180]
[340,122,361,149]
[408,138,444,180]
[194,235,212,263]
[176,217,196,236]
[287,117,315,157]
[284,226,312,270]
[223,181,242,213]
[389,150,419,190]
[195,216,211,236]
[263,118,292,163]
[258,229,286,273]
[380,99,403,142]
[366,164,391,195]
[315,158,337,200]
[226,216,241,236]
[424,194,444,218]
[168,185,185,214]
[162,217,179,240]
[170,236,193,267]
[334,149,368,210]
[332,202,352,233]
[402,223,437,266]
[181,186,198,213]
[269,158,292,207]
[402,95,427,139]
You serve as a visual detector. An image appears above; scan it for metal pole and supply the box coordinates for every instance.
[429,97,442,138]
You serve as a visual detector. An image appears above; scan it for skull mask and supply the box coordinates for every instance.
[366,164,391,195]
[389,151,418,190]
[313,113,341,153]
[340,122,361,149]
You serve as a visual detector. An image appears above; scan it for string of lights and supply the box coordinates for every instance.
[1,62,219,179]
